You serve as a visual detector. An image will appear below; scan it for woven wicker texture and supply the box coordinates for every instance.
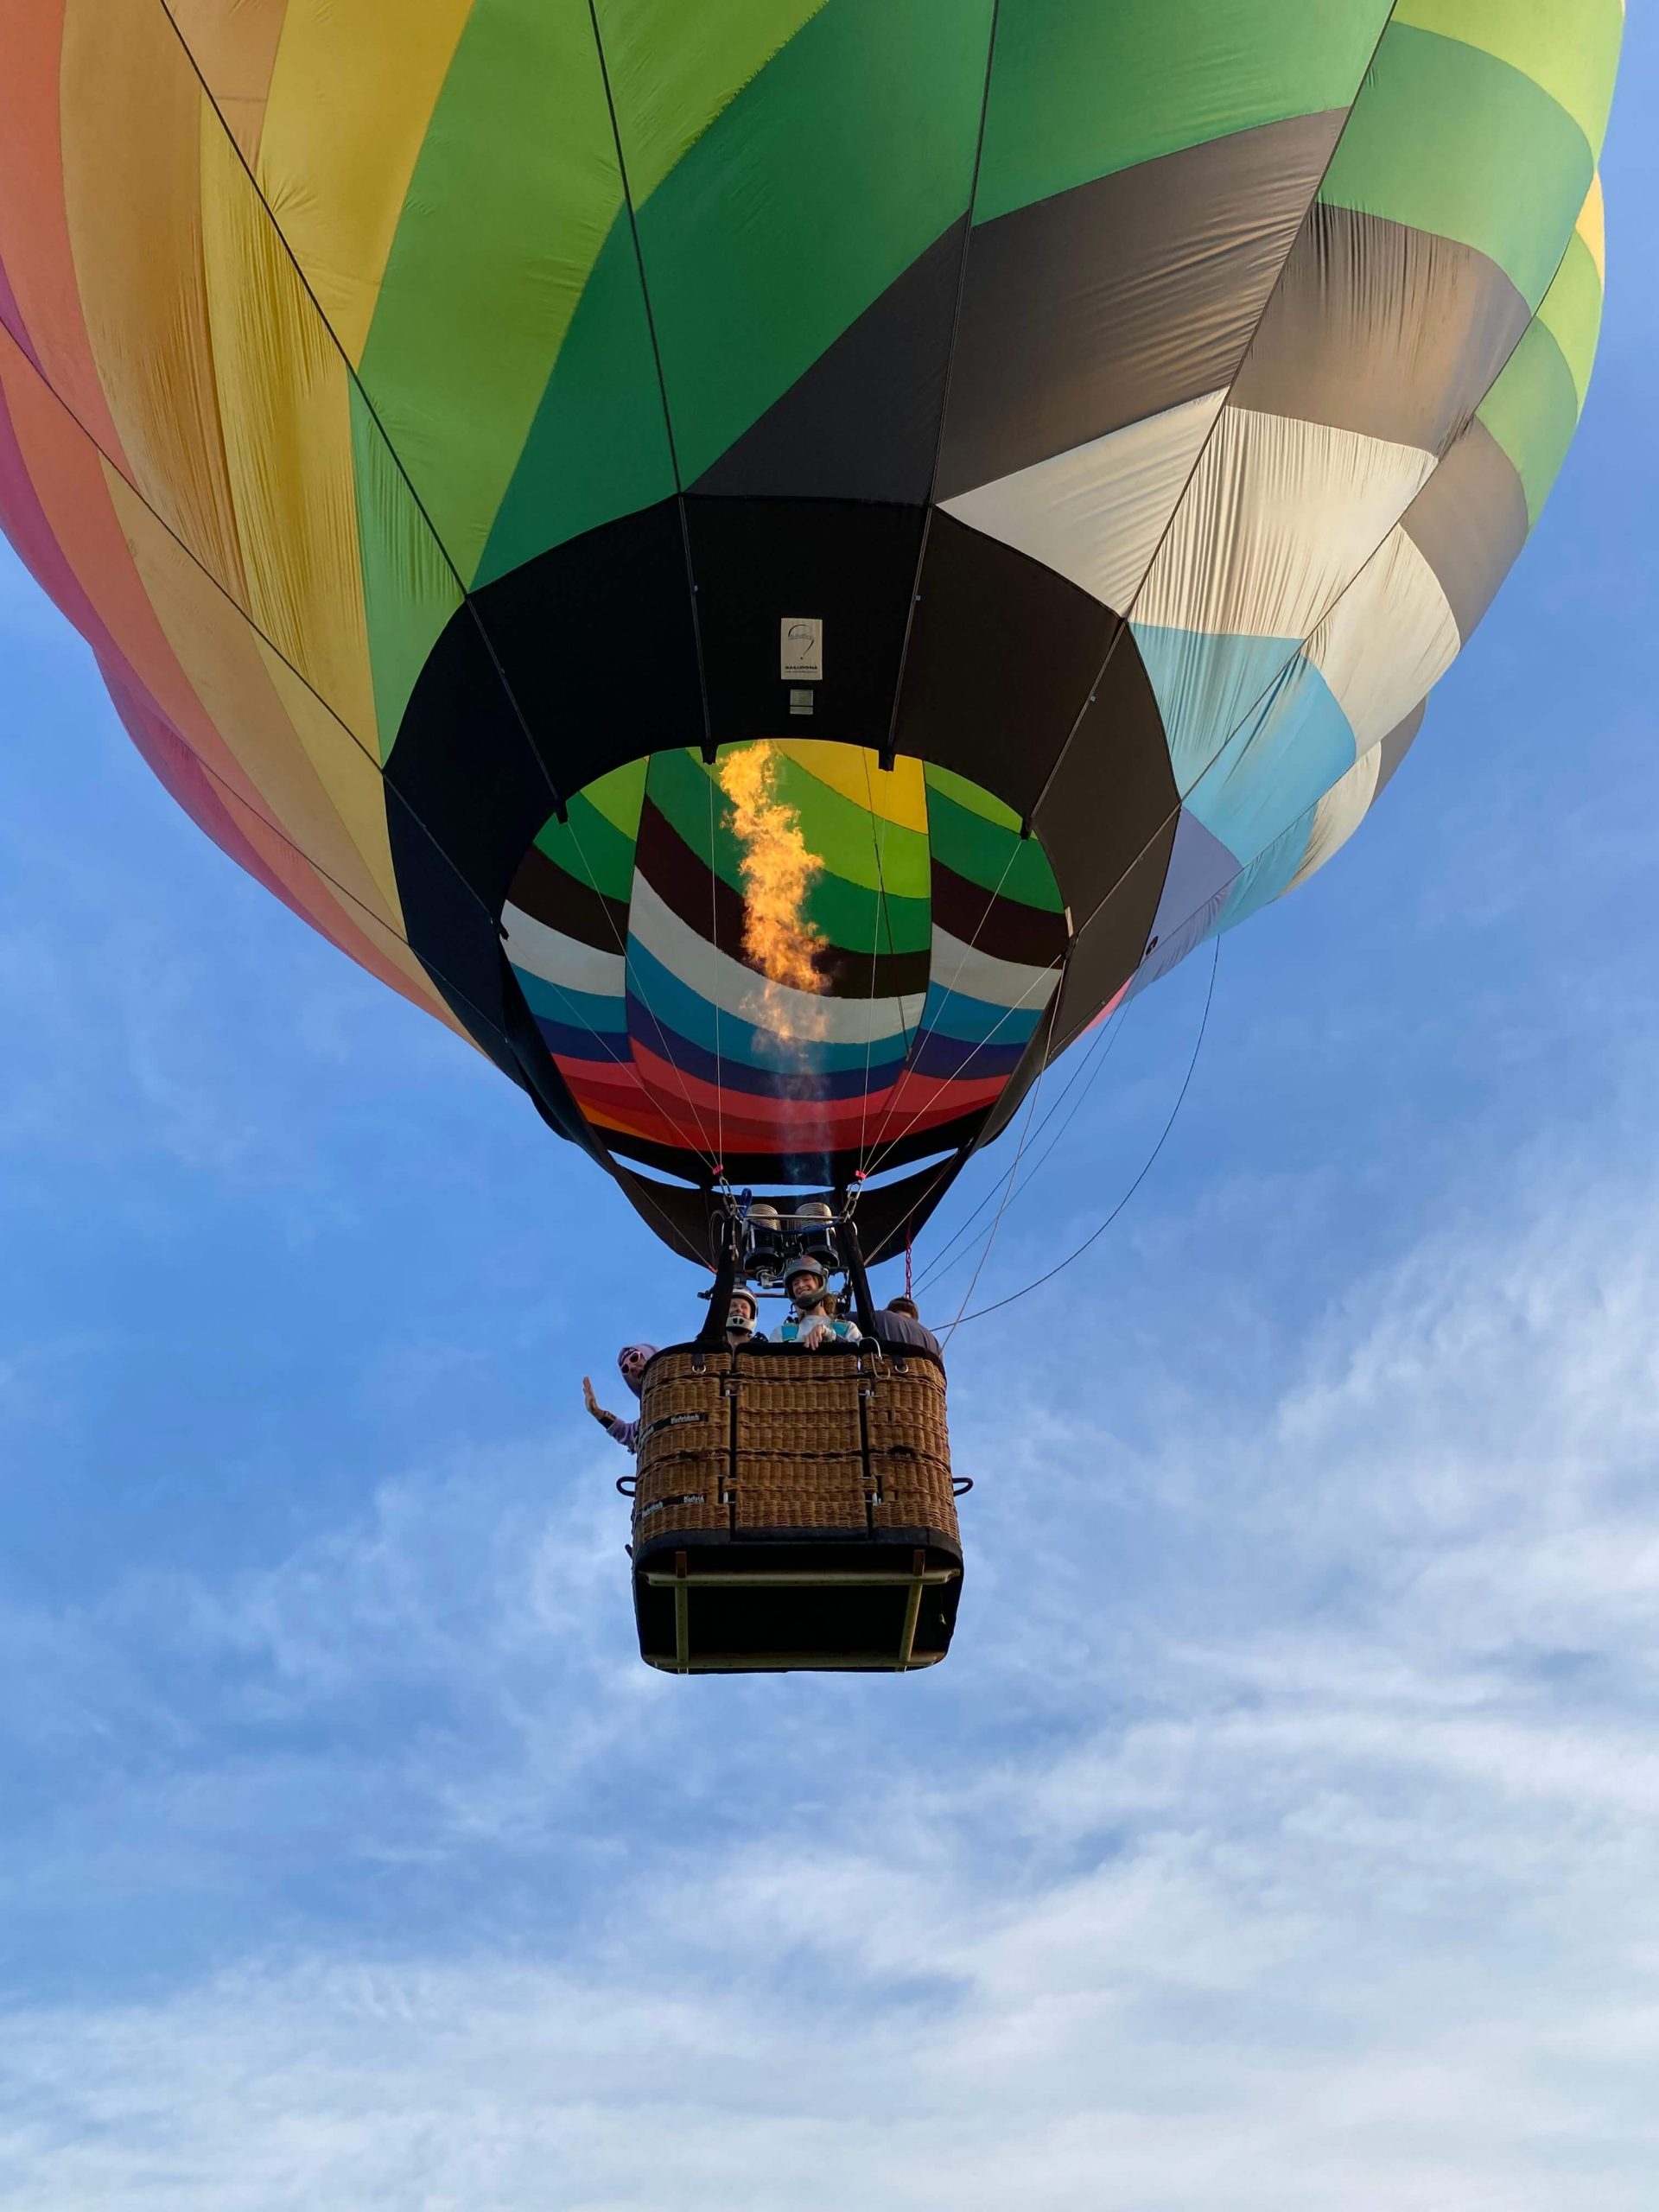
[736,1402,862,1458]
[632,1343,955,1542]
[731,1456,869,1532]
[864,1367,950,1462]
[872,1357,944,1401]
[734,1357,865,1458]
[638,1408,723,1459]
[637,1361,731,1489]
[632,1452,730,1537]
[644,1373,730,1420]
[737,1369,868,1414]
[869,1453,959,1542]
[647,1349,734,1386]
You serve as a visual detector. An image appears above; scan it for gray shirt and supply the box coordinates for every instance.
[874,1309,943,1361]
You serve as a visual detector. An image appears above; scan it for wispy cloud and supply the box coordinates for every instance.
[4,1147,1659,2206]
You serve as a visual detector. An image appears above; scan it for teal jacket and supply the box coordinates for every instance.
[777,1313,861,1346]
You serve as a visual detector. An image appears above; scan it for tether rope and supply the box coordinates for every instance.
[913,993,1130,1295]
[941,938,1220,1338]
[941,988,1063,1334]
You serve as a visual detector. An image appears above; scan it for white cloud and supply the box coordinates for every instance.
[5,1153,1659,2204]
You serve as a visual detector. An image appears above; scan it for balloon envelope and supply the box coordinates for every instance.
[0,1,1621,1240]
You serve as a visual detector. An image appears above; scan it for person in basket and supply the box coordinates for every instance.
[582,1341,657,1450]
[776,1261,864,1349]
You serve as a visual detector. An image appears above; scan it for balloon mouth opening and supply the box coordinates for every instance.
[497,738,1066,1182]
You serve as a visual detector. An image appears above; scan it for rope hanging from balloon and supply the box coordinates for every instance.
[940,937,1220,1339]
[938,984,1065,1337]
[912,991,1132,1298]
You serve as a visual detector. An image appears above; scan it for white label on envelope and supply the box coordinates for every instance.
[780,617,823,682]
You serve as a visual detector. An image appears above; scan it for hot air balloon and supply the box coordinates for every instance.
[0,2,1621,1670]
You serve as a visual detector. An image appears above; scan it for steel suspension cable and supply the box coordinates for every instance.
[942,989,1063,1335]
[914,995,1131,1296]
[942,938,1220,1338]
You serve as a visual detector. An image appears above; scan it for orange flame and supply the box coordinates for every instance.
[717,742,830,1038]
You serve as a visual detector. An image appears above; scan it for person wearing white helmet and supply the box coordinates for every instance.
[777,1259,863,1349]
[725,1286,766,1345]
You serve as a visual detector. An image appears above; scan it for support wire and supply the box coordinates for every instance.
[942,938,1220,1338]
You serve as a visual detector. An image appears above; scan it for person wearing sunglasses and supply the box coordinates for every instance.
[582,1341,658,1451]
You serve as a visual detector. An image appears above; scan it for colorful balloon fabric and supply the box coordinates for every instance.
[0,2,1621,1243]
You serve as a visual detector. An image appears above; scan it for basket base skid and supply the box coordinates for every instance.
[632,1529,963,1675]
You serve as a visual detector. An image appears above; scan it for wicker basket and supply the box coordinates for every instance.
[634,1346,957,1546]
[628,1340,963,1673]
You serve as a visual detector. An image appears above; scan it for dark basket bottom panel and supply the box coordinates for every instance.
[632,1534,963,1675]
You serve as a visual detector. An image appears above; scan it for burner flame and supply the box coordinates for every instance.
[717,742,830,1041]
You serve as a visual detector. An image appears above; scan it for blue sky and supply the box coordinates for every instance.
[3,33,1659,2209]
